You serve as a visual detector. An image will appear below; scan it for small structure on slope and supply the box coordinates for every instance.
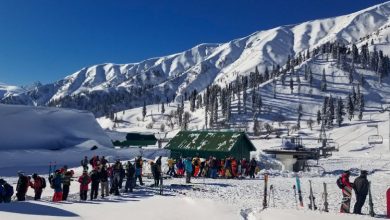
[165,131,256,159]
[109,131,158,148]
[263,135,336,172]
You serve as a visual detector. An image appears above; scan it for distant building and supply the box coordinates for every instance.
[165,131,256,159]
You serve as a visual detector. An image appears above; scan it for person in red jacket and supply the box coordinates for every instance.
[78,170,92,201]
[30,173,44,200]
[340,170,354,213]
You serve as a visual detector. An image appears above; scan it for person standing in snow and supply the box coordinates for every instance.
[135,156,144,186]
[90,168,100,200]
[249,158,257,179]
[16,171,29,201]
[184,157,193,183]
[81,156,89,171]
[62,169,74,201]
[167,158,176,177]
[100,166,109,198]
[0,179,13,203]
[78,170,92,201]
[29,173,45,200]
[340,170,353,213]
[353,170,369,214]
[52,170,63,202]
[112,160,123,195]
[125,161,135,193]
[176,158,184,177]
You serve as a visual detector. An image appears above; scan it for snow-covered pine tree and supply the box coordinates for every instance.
[317,109,322,125]
[326,96,334,128]
[142,101,147,121]
[243,88,247,114]
[309,67,313,87]
[347,94,354,121]
[336,97,345,127]
[253,117,261,136]
[251,89,257,115]
[257,93,263,115]
[161,102,165,114]
[321,68,327,91]
[289,77,294,94]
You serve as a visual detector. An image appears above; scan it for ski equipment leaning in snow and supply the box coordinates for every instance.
[296,175,304,207]
[263,173,269,209]
[368,181,375,217]
[339,170,353,213]
[308,180,317,210]
[323,182,329,212]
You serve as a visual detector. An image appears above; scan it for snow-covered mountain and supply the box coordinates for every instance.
[0,82,25,99]
[3,1,390,114]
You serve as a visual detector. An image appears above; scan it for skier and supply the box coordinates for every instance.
[51,170,63,202]
[353,170,369,214]
[167,158,176,177]
[224,157,232,178]
[81,156,89,171]
[150,161,160,187]
[231,157,238,177]
[0,180,4,203]
[100,156,108,167]
[62,169,74,201]
[125,161,135,193]
[78,170,91,201]
[339,170,353,213]
[16,171,29,201]
[99,166,109,198]
[210,157,218,179]
[184,157,193,183]
[135,156,144,186]
[0,179,13,203]
[249,158,257,179]
[90,168,100,200]
[29,173,45,200]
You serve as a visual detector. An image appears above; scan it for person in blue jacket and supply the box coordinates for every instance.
[183,157,193,183]
[0,179,14,203]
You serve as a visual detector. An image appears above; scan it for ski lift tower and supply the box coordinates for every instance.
[318,113,329,148]
[155,132,168,149]
[379,103,390,151]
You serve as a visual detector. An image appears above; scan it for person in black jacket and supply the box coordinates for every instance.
[125,161,135,193]
[90,169,100,200]
[16,172,29,201]
[353,170,369,214]
[99,167,109,198]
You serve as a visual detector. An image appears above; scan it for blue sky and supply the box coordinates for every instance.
[0,0,388,85]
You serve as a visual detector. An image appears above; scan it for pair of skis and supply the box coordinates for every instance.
[262,173,275,209]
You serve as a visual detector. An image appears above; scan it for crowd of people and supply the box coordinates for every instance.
[0,155,373,216]
[165,156,260,184]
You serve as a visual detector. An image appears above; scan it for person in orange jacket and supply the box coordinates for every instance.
[78,170,92,201]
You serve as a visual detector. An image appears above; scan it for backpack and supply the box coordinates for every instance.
[336,176,345,189]
[4,183,14,197]
[41,177,47,189]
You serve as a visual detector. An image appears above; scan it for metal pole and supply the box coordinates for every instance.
[388,111,390,151]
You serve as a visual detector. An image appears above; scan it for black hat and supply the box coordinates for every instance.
[32,173,38,179]
[344,170,351,175]
[361,170,368,175]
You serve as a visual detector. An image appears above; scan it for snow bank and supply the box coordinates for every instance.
[0,104,113,150]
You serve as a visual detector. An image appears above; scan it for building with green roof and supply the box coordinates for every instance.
[165,131,256,159]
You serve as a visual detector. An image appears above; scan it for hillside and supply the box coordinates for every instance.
[3,1,390,118]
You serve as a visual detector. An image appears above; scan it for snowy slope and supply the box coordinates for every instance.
[0,104,113,150]
[4,1,390,110]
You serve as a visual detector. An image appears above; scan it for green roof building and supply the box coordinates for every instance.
[165,131,256,159]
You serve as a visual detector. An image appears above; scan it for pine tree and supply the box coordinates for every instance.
[253,118,261,136]
[289,77,294,94]
[161,102,165,114]
[321,68,327,91]
[336,97,345,127]
[326,96,334,128]
[317,109,321,125]
[142,101,147,121]
[347,94,354,121]
[243,89,247,114]
[257,93,263,114]
[309,68,313,87]
[251,89,257,115]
